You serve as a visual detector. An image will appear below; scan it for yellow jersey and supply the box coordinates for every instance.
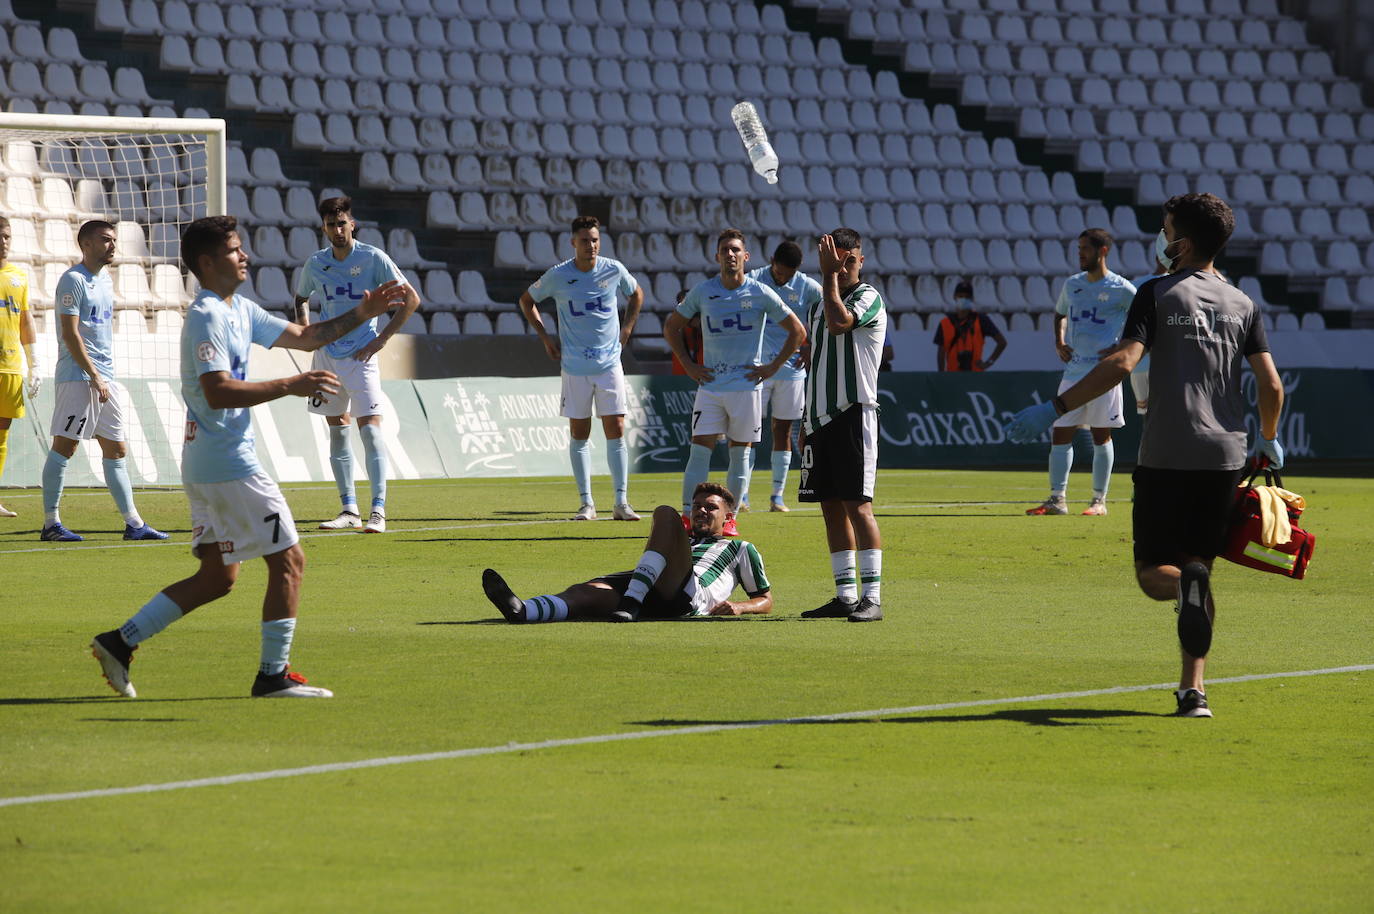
[0,262,30,375]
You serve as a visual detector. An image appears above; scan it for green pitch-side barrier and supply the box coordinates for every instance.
[1,370,1365,487]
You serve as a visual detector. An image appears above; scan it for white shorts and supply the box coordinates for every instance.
[186,472,300,566]
[1129,367,1149,406]
[760,375,804,422]
[560,366,628,420]
[1053,377,1125,429]
[691,388,762,442]
[307,350,384,418]
[51,379,126,441]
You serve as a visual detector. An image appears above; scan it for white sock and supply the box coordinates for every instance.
[119,592,184,647]
[858,548,883,603]
[625,550,667,603]
[522,595,570,623]
[831,550,857,603]
[259,618,296,675]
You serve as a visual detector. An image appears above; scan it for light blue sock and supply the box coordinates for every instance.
[42,449,69,525]
[1091,441,1114,499]
[359,424,388,511]
[682,443,712,512]
[569,437,593,504]
[259,618,296,675]
[328,425,357,511]
[1049,442,1073,497]
[770,450,791,498]
[119,592,184,647]
[103,457,143,527]
[606,437,629,504]
[726,446,750,508]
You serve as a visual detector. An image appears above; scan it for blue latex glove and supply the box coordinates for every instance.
[1256,435,1284,470]
[1004,400,1059,443]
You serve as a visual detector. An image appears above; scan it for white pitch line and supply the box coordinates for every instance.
[2,664,1367,810]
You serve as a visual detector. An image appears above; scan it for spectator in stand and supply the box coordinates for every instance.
[932,281,1007,371]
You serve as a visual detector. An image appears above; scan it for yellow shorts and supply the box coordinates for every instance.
[0,373,24,420]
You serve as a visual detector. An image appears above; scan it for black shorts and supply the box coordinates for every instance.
[593,570,694,619]
[1132,465,1243,566]
[798,405,877,503]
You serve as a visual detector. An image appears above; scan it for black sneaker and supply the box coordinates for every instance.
[609,595,642,623]
[482,568,525,623]
[91,630,136,697]
[1173,688,1212,718]
[1176,562,1213,658]
[251,668,333,698]
[847,597,883,622]
[800,597,858,619]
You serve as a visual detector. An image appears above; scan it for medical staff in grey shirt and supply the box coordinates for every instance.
[1005,193,1285,719]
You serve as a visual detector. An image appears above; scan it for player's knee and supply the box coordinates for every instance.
[652,504,682,526]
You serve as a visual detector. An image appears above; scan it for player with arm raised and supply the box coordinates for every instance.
[0,216,40,517]
[747,240,821,513]
[90,215,407,699]
[40,220,167,542]
[1006,193,1284,717]
[798,229,888,622]
[294,196,421,535]
[1026,229,1136,518]
[518,215,644,521]
[664,229,805,534]
[481,482,772,623]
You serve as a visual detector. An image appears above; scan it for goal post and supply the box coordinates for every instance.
[0,112,227,492]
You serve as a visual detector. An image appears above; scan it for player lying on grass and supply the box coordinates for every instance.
[482,482,772,623]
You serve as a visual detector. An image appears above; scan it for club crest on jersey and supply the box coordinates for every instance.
[350,265,363,276]
[60,292,75,308]
[196,341,218,362]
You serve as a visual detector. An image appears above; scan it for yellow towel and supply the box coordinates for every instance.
[1252,485,1306,547]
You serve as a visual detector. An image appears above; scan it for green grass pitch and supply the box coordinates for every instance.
[1,469,1370,912]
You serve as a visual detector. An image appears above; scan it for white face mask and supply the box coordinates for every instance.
[953,297,972,312]
[1154,229,1186,272]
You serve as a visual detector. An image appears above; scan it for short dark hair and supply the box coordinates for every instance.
[954,280,973,298]
[1079,228,1113,250]
[829,227,862,251]
[571,215,600,234]
[77,220,116,245]
[693,481,736,510]
[772,241,803,270]
[1163,192,1234,262]
[717,228,746,249]
[181,215,238,280]
[318,196,352,220]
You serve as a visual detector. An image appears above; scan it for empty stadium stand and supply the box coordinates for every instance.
[3,0,1373,351]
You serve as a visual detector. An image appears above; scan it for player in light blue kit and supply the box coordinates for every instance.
[90,215,407,699]
[748,241,821,513]
[519,215,644,521]
[1129,253,1169,416]
[41,220,167,543]
[1027,228,1137,517]
[665,229,806,535]
[295,196,420,535]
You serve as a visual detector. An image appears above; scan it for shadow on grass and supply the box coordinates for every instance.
[0,695,250,705]
[633,708,1162,728]
[78,717,193,723]
[417,615,794,625]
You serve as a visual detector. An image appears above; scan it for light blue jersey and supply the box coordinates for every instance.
[527,256,638,376]
[676,276,793,392]
[1054,270,1136,382]
[181,288,290,484]
[295,241,405,359]
[748,265,820,383]
[1129,272,1167,374]
[53,264,115,382]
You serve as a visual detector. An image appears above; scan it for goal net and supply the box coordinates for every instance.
[0,112,225,491]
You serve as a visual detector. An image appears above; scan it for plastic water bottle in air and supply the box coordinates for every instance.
[731,101,779,184]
